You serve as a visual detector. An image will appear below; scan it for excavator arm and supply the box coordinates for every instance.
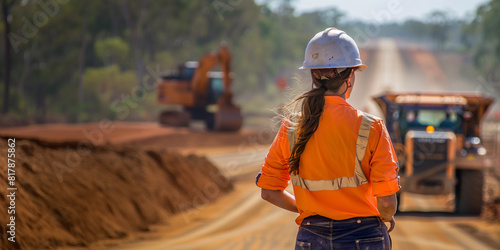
[189,43,242,131]
[191,43,232,106]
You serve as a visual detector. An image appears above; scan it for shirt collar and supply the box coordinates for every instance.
[324,96,352,107]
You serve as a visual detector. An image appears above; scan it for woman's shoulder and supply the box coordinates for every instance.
[355,110,386,130]
[356,110,382,122]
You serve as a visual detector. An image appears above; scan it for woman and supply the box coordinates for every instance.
[256,28,400,249]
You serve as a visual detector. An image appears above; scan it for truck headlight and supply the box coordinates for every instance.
[477,147,487,156]
[472,137,481,145]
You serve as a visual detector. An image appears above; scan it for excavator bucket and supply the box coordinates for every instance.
[214,104,243,131]
[212,92,243,131]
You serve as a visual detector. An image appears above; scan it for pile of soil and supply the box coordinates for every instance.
[0,138,232,250]
[0,122,275,150]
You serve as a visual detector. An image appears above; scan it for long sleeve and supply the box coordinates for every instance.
[256,120,291,191]
[369,120,401,197]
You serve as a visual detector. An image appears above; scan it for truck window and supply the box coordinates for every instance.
[418,110,447,127]
[400,109,462,136]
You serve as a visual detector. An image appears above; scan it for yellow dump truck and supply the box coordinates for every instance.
[374,92,494,214]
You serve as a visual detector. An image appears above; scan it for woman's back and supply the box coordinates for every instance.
[285,96,398,224]
[256,27,399,249]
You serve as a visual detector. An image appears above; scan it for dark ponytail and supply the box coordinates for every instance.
[288,67,355,174]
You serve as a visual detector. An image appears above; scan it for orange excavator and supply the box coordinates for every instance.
[156,43,243,131]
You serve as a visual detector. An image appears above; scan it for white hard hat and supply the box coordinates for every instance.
[299,27,367,71]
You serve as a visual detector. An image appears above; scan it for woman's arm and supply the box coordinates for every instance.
[261,188,299,213]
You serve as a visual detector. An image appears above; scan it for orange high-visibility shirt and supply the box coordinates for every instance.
[256,96,400,225]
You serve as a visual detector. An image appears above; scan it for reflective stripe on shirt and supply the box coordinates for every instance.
[288,112,375,191]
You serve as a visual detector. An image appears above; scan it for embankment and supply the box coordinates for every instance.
[0,138,232,249]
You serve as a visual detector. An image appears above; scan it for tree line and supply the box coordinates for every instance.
[0,0,498,125]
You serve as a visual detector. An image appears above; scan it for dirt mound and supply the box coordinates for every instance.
[0,122,274,150]
[0,138,232,250]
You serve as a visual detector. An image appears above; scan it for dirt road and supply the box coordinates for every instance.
[89,38,500,250]
[91,147,500,250]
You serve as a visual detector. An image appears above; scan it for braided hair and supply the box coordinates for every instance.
[288,67,355,174]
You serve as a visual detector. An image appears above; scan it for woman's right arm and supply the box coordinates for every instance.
[261,189,298,213]
[256,119,294,209]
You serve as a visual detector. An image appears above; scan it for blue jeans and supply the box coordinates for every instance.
[295,215,391,250]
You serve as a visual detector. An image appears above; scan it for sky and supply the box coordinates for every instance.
[265,0,490,23]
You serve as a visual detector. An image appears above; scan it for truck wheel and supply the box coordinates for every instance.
[455,169,484,215]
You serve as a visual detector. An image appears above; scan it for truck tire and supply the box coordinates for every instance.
[455,169,484,215]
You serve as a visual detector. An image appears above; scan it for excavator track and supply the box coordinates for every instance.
[159,110,191,127]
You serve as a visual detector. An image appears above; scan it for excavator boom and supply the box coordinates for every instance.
[191,44,232,105]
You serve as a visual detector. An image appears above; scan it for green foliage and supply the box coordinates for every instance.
[465,0,500,81]
[82,65,136,119]
[95,37,130,67]
[3,0,337,123]
[6,0,490,124]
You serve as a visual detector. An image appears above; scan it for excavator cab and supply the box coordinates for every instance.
[161,62,224,104]
[179,62,197,79]
[156,45,243,131]
[207,72,225,104]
